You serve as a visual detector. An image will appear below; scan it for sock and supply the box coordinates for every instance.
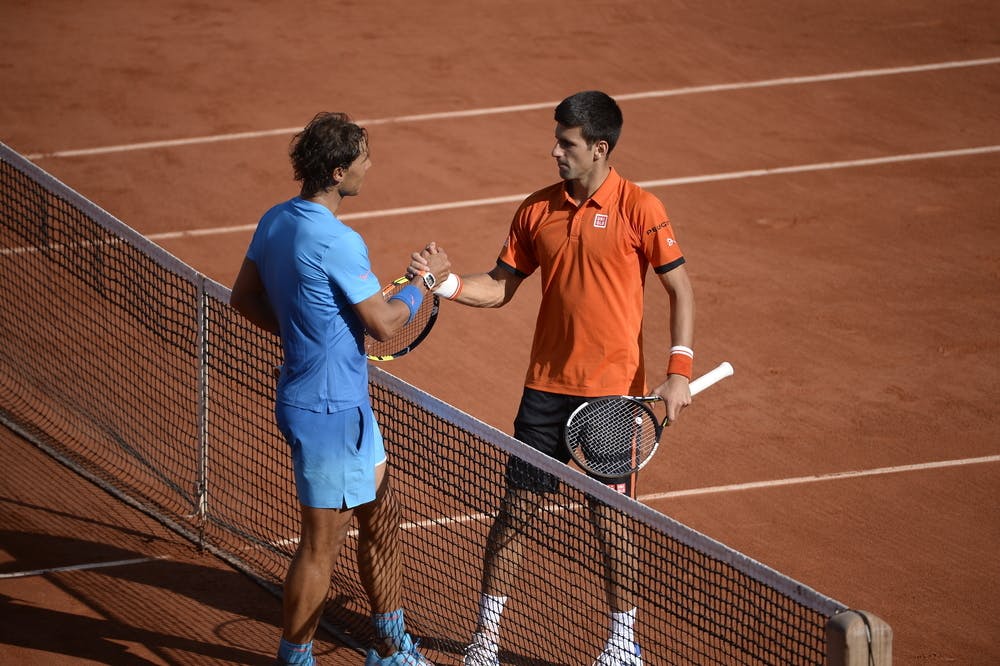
[277,638,314,665]
[609,607,637,648]
[478,593,508,642]
[373,607,407,652]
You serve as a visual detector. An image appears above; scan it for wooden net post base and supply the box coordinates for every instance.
[826,609,892,665]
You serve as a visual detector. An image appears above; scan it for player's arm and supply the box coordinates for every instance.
[230,258,280,336]
[449,265,523,308]
[356,248,451,341]
[650,263,695,422]
[409,243,523,308]
[353,290,420,342]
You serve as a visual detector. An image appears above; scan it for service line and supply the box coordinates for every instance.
[145,144,1000,241]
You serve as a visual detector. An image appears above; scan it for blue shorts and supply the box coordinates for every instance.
[275,402,387,509]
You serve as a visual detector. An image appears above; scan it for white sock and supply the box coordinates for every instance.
[478,593,508,643]
[609,607,637,647]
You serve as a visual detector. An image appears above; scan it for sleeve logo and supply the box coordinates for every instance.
[646,220,670,236]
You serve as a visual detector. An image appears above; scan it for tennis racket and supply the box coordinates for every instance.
[365,276,440,361]
[565,361,734,479]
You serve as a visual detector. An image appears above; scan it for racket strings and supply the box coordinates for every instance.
[364,281,438,359]
[566,399,659,478]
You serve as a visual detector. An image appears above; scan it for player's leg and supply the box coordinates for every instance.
[481,483,546,596]
[588,481,643,666]
[464,484,546,665]
[282,503,355,644]
[464,389,576,665]
[276,404,360,665]
[357,464,411,656]
[580,399,643,666]
[354,408,433,665]
[357,464,402,612]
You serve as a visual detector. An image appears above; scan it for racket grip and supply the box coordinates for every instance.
[689,361,734,396]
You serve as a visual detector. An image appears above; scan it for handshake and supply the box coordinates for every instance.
[407,241,462,300]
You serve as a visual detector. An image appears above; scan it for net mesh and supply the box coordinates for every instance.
[0,143,844,664]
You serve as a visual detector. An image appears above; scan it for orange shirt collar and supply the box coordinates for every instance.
[560,167,621,209]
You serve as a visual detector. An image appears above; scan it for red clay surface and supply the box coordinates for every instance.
[2,1,999,664]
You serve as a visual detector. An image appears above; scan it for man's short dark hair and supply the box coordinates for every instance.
[290,112,368,197]
[554,91,623,154]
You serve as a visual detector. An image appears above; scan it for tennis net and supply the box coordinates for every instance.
[0,142,847,664]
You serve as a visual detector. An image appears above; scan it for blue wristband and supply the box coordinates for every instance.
[388,284,424,323]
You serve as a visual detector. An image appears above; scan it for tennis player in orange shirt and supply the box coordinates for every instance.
[411,90,695,666]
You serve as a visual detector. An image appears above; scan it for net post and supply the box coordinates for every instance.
[826,609,892,665]
[195,275,209,549]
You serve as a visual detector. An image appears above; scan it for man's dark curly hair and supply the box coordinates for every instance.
[290,112,368,197]
[554,91,623,155]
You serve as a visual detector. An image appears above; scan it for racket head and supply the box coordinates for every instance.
[365,277,439,361]
[565,397,664,479]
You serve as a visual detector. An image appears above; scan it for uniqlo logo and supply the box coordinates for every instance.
[593,214,608,228]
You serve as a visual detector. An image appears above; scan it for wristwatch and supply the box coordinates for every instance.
[420,271,436,291]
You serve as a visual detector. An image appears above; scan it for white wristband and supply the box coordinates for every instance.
[669,345,694,358]
[433,273,463,300]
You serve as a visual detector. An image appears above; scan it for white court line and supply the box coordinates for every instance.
[640,454,1000,502]
[265,454,1000,547]
[23,57,1000,160]
[0,555,169,579]
[145,144,1000,241]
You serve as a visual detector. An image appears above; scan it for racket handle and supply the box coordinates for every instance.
[689,361,734,396]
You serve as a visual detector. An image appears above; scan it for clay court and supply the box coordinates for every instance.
[2,1,999,664]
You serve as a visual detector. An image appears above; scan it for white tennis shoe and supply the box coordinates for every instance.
[462,632,500,666]
[592,641,643,666]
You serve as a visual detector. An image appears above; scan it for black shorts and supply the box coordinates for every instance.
[508,387,634,494]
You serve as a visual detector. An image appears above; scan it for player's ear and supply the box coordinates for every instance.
[331,166,346,184]
[593,140,609,161]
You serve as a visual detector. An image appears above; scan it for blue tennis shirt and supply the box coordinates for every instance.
[247,197,382,412]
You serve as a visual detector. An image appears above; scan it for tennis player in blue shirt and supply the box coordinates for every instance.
[231,112,450,666]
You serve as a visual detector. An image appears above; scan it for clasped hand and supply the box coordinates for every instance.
[407,241,448,282]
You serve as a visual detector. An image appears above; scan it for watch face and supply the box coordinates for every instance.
[422,272,436,290]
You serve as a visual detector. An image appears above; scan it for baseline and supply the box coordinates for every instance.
[23,57,1000,161]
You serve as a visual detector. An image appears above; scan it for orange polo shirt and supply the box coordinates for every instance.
[497,168,685,397]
